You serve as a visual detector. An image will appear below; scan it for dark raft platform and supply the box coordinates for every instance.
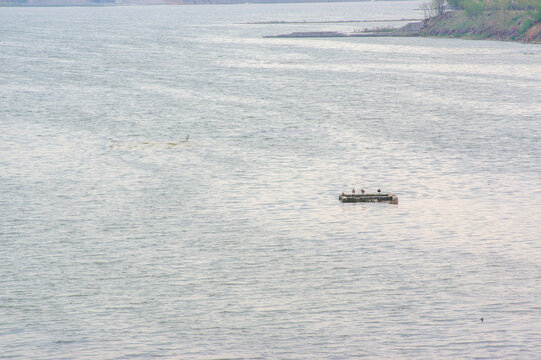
[339,193,398,204]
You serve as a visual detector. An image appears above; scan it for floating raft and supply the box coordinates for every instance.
[339,193,398,204]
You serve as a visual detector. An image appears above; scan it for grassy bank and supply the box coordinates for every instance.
[420,1,541,43]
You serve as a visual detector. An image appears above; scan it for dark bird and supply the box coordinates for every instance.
[361,189,365,194]
[352,188,356,194]
[480,317,484,323]
[377,188,382,193]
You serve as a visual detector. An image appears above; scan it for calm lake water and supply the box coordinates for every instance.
[1,1,540,358]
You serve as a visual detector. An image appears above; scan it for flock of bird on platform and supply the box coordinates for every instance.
[351,188,382,194]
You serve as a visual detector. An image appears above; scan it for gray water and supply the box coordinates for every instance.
[1,1,541,358]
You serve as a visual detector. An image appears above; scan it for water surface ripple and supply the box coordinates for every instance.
[1,2,540,359]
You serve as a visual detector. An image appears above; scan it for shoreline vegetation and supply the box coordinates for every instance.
[419,0,541,42]
[264,0,541,43]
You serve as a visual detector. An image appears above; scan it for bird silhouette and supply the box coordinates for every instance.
[377,188,382,193]
[361,189,365,194]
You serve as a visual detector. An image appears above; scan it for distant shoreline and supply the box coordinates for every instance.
[264,10,541,44]
[244,18,423,24]
[264,20,423,38]
[1,0,395,6]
